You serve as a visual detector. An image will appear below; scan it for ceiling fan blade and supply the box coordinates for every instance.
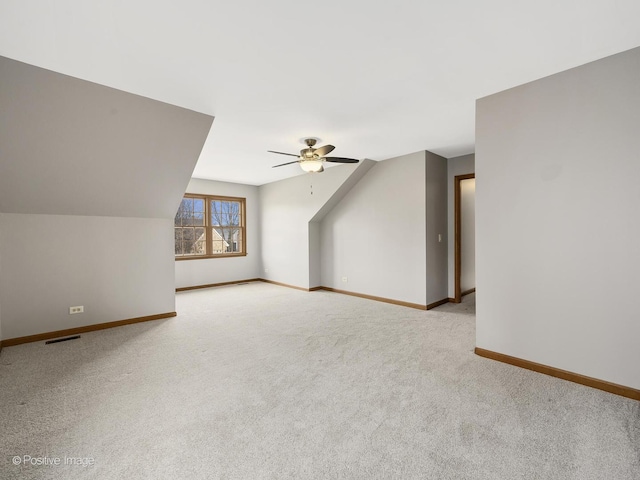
[317,165,324,172]
[314,144,335,157]
[324,157,359,164]
[268,150,299,157]
[272,160,300,168]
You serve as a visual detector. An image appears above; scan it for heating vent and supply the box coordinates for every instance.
[45,335,81,345]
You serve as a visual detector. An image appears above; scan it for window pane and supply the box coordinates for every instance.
[212,227,225,253]
[195,227,206,248]
[220,227,230,252]
[211,200,222,226]
[174,229,184,255]
[220,227,241,253]
[175,202,187,227]
[182,228,196,255]
[181,198,193,213]
[179,210,203,226]
[233,229,243,253]
[193,212,204,226]
[228,202,240,226]
[176,197,205,227]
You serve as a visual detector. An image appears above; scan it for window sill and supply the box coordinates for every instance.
[175,253,247,261]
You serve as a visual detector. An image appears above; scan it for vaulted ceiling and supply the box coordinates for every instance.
[1,1,639,185]
[0,57,213,217]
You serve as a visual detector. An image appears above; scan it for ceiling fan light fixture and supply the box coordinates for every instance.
[269,138,358,173]
[300,160,323,173]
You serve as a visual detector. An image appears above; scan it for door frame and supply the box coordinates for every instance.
[454,173,475,303]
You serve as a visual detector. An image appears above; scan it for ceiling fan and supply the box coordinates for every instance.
[269,138,359,173]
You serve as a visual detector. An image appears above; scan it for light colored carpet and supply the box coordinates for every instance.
[0,283,638,479]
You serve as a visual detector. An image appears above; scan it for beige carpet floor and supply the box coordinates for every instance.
[0,282,638,479]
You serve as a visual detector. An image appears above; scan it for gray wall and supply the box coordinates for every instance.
[0,57,212,341]
[447,154,475,297]
[175,178,261,289]
[476,47,640,389]
[425,152,448,305]
[0,214,175,339]
[0,218,3,342]
[0,56,213,218]
[258,164,362,289]
[308,222,322,288]
[320,152,428,306]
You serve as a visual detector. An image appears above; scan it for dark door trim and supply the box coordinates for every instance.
[454,173,475,303]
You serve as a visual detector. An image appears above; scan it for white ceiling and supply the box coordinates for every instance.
[1,1,639,186]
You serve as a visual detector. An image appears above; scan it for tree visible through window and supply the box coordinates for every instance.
[175,194,246,259]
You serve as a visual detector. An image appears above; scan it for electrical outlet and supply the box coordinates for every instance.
[69,306,84,315]
[341,276,348,283]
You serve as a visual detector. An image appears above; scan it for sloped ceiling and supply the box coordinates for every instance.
[0,56,213,218]
[1,1,639,185]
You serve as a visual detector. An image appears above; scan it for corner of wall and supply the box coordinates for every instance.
[319,151,428,305]
[425,151,449,305]
[259,162,368,290]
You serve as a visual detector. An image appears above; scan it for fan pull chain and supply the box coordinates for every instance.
[310,182,313,195]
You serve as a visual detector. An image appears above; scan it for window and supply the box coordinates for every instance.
[174,194,246,259]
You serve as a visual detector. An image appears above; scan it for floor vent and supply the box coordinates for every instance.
[45,335,81,345]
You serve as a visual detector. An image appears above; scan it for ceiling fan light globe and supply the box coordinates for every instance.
[300,160,324,173]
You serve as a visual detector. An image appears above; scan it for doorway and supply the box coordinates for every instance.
[454,173,475,303]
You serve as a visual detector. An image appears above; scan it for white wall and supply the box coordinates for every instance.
[0,56,212,343]
[460,178,475,292]
[259,164,361,289]
[0,214,175,340]
[447,154,475,297]
[175,178,261,289]
[425,152,448,305]
[320,152,427,306]
[476,47,640,389]
[308,222,322,288]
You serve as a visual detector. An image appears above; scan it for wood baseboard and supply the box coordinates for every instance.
[258,278,312,292]
[461,288,476,297]
[181,278,445,311]
[475,347,640,401]
[426,298,450,310]
[0,312,177,348]
[176,278,260,292]
[318,287,427,310]
[259,281,439,311]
